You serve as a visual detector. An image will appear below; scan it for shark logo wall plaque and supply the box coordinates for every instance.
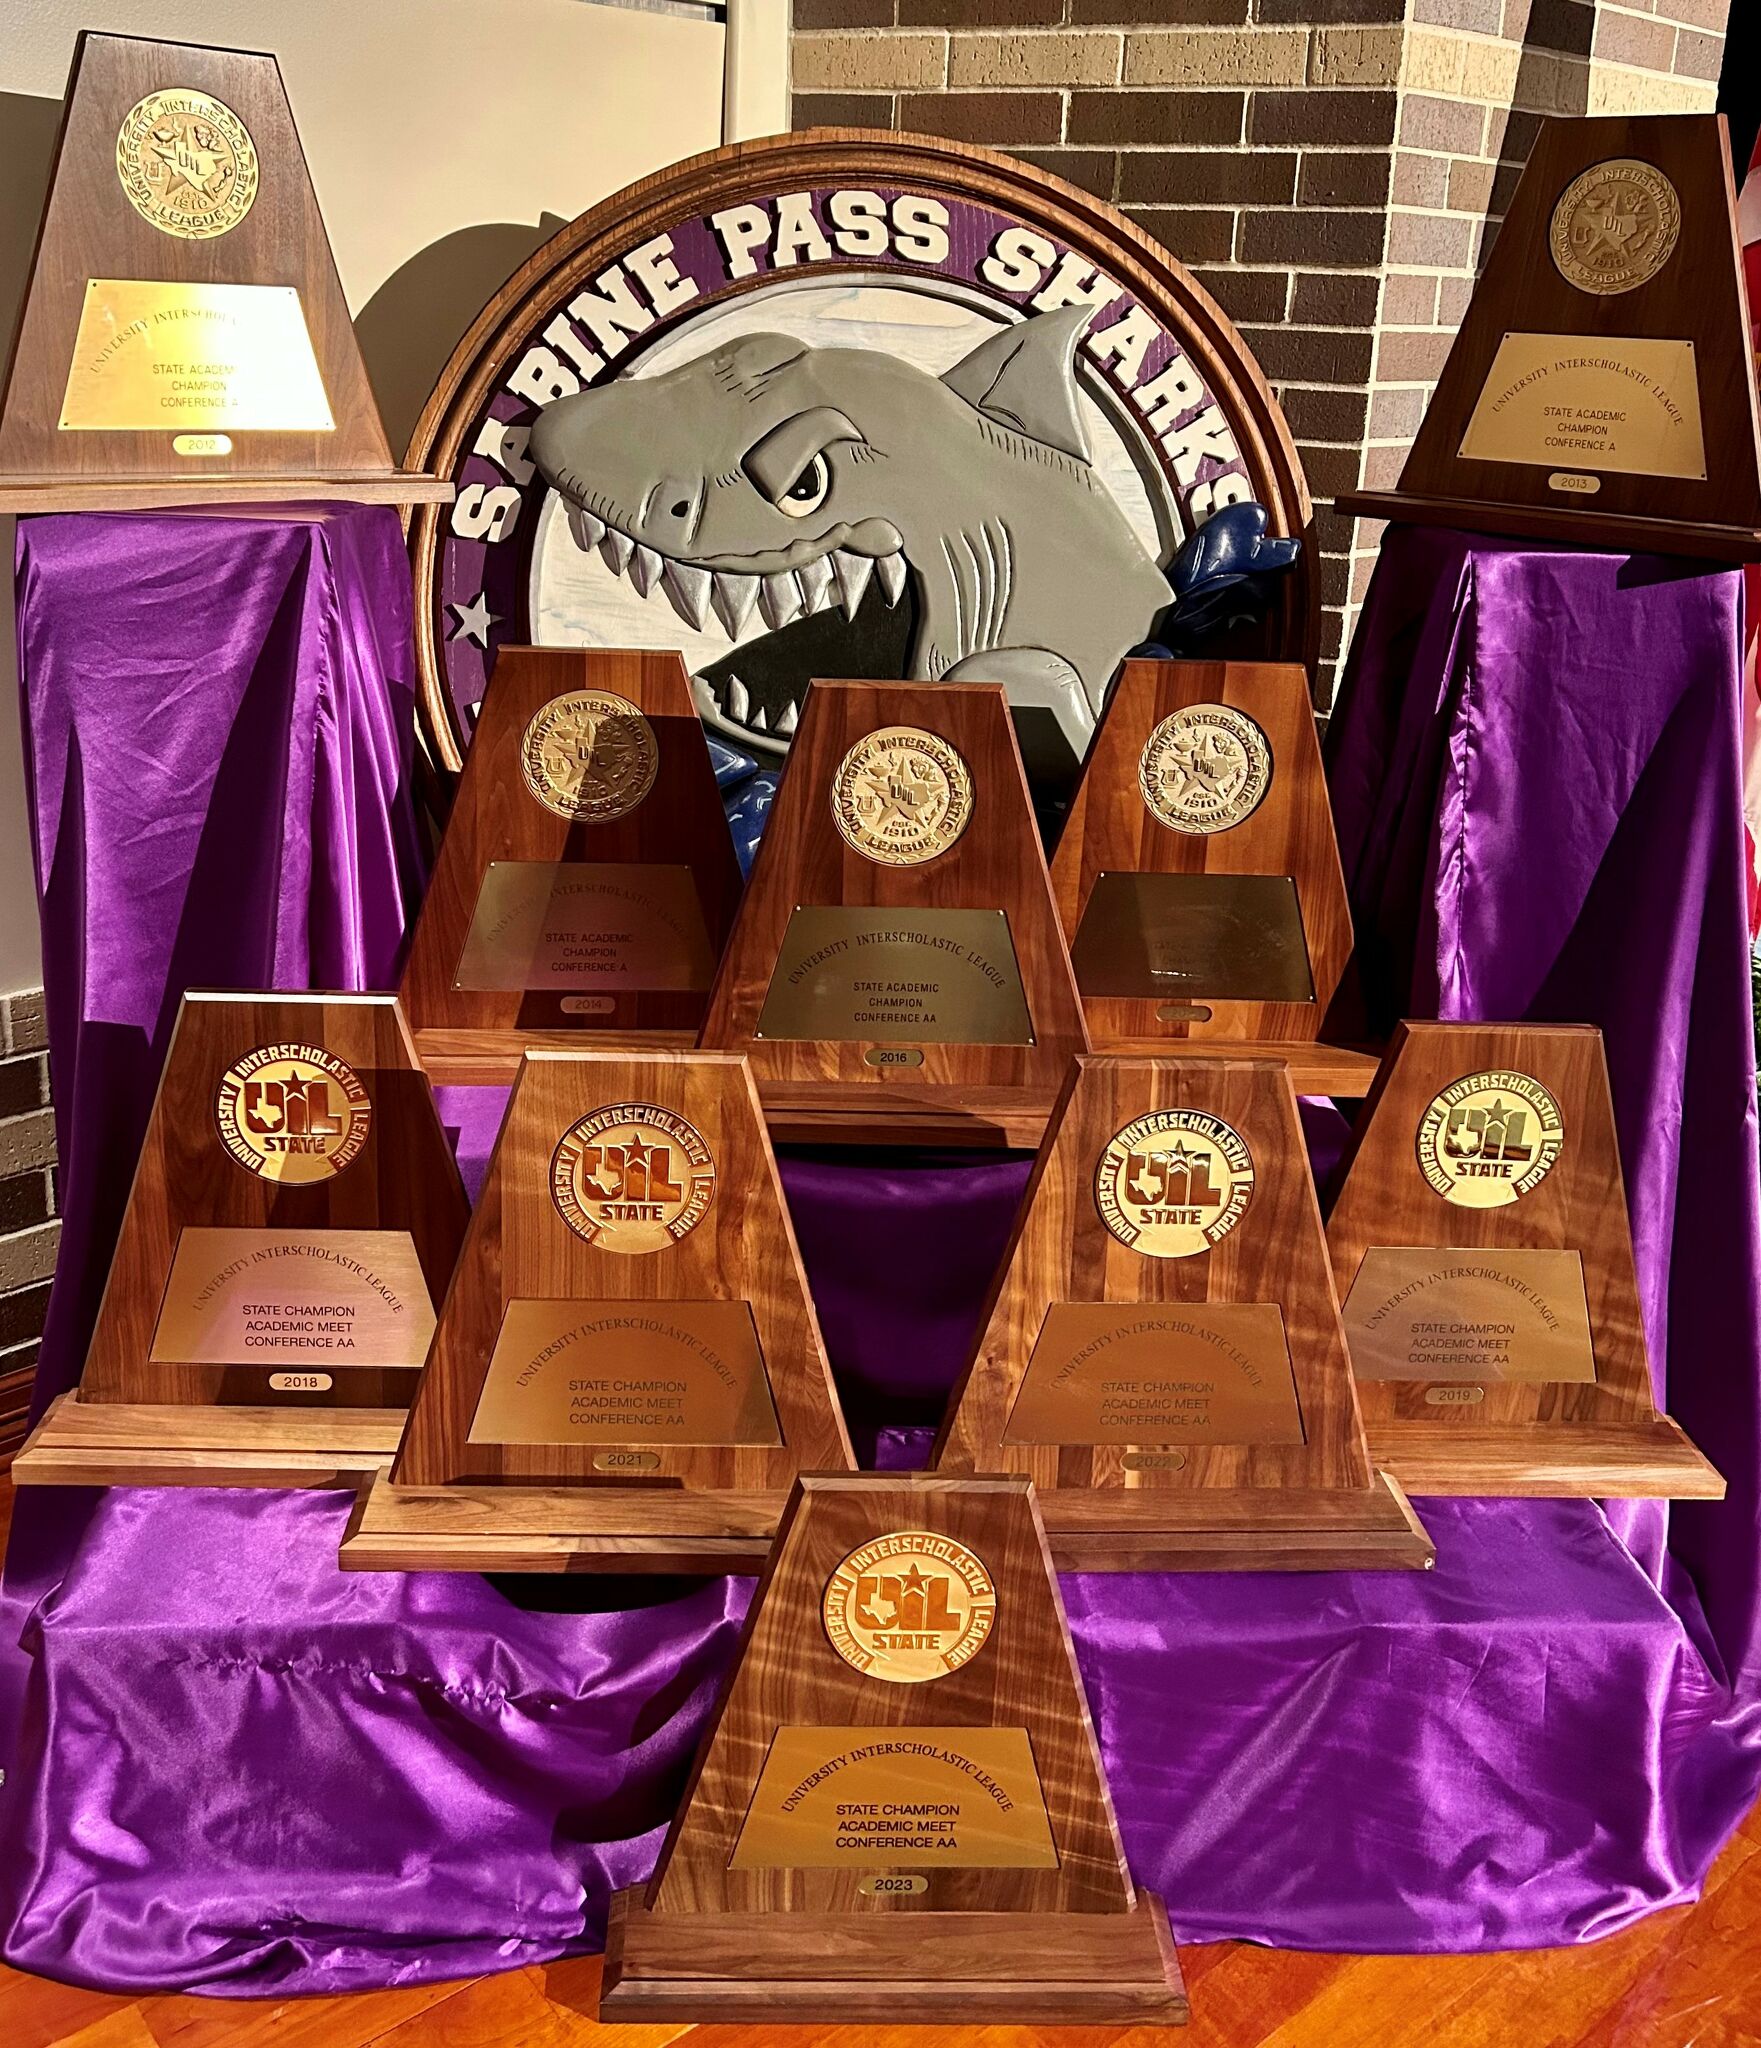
[406,130,1313,793]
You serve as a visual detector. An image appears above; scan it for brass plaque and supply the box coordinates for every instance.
[60,281,333,433]
[453,862,715,993]
[1459,334,1704,480]
[1004,1302,1306,1447]
[731,1727,1058,1869]
[1342,1249,1597,1383]
[149,1229,434,1369]
[1070,872,1314,1004]
[757,907,1034,1045]
[466,1298,781,1446]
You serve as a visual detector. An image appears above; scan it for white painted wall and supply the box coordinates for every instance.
[0,0,733,996]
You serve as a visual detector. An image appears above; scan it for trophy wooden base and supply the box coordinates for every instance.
[0,475,452,514]
[339,1470,788,1572]
[1038,1468,1434,1572]
[412,1026,696,1086]
[12,1392,405,1489]
[1338,488,1761,566]
[599,1888,1188,2026]
[1365,1417,1725,1499]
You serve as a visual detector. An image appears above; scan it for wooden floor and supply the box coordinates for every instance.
[2,1479,1758,2047]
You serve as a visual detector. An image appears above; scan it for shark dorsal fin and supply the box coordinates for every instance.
[941,306,1093,464]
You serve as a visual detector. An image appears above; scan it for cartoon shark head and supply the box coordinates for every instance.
[528,307,1175,762]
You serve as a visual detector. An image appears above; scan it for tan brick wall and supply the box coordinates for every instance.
[791,0,1734,694]
[0,989,54,1461]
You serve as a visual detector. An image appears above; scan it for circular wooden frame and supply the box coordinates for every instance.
[407,129,1316,773]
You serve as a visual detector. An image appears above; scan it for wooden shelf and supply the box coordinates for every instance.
[13,1393,405,1490]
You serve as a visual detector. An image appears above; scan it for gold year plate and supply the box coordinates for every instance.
[731,1727,1058,1869]
[1459,334,1704,479]
[757,906,1034,1045]
[1004,1301,1306,1446]
[1341,1248,1597,1382]
[466,1298,781,1446]
[1070,872,1314,1004]
[453,861,715,992]
[148,1228,434,1368]
[60,280,333,433]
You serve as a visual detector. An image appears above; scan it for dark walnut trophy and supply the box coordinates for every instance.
[700,680,1088,1146]
[1051,657,1368,1094]
[14,993,468,1488]
[0,31,445,510]
[1340,113,1761,561]
[1327,1021,1722,1497]
[342,1048,852,1571]
[600,1472,1185,2026]
[401,646,741,1084]
[934,1054,1431,1570]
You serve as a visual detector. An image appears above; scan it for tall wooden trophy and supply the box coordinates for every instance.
[1051,657,1368,1093]
[701,680,1089,1146]
[600,1473,1185,2025]
[935,1054,1431,1569]
[0,32,445,509]
[14,993,468,1488]
[1340,114,1761,561]
[342,1048,852,1571]
[1326,1021,1722,1496]
[400,647,742,1084]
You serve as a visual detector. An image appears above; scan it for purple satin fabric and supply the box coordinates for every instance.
[2,514,1758,1993]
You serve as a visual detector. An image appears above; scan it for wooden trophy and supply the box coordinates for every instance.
[700,680,1089,1146]
[1326,1021,1722,1496]
[0,32,446,510]
[1340,114,1761,561]
[401,646,742,1084]
[1051,658,1368,1094]
[342,1048,852,1571]
[934,1054,1431,1570]
[600,1472,1186,2026]
[14,993,468,1489]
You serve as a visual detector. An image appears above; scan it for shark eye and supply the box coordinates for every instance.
[776,451,830,518]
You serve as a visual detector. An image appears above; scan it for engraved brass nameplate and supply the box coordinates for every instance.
[60,281,333,433]
[1342,1248,1597,1383]
[1004,1302,1306,1447]
[1070,872,1314,1004]
[756,907,1034,1045]
[731,1726,1058,1869]
[453,861,715,993]
[1459,334,1705,480]
[466,1298,781,1446]
[149,1228,434,1369]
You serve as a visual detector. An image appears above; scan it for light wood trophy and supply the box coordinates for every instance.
[0,32,445,510]
[401,647,742,1084]
[935,1054,1432,1569]
[599,1472,1186,2026]
[701,679,1089,1146]
[342,1048,852,1571]
[1327,1021,1722,1497]
[14,993,468,1488]
[1340,114,1761,561]
[1052,657,1368,1093]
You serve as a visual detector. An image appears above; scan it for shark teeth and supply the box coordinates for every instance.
[691,669,801,754]
[559,496,909,646]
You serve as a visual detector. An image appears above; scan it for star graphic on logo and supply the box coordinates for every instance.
[447,592,500,648]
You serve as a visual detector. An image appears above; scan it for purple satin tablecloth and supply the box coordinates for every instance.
[0,510,1757,1994]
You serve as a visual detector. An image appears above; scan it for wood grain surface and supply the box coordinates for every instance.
[1339,113,1761,560]
[934,1055,1429,1569]
[402,648,742,1068]
[1326,1021,1722,1497]
[1051,660,1353,1050]
[0,33,437,502]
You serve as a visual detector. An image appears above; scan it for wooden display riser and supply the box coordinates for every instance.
[339,1470,790,1572]
[413,1026,695,1087]
[599,1889,1188,2026]
[1038,1470,1434,1572]
[1366,1417,1726,1499]
[12,1393,405,1489]
[0,476,451,513]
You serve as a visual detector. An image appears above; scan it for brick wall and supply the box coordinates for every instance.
[0,989,54,1463]
[791,0,1734,694]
